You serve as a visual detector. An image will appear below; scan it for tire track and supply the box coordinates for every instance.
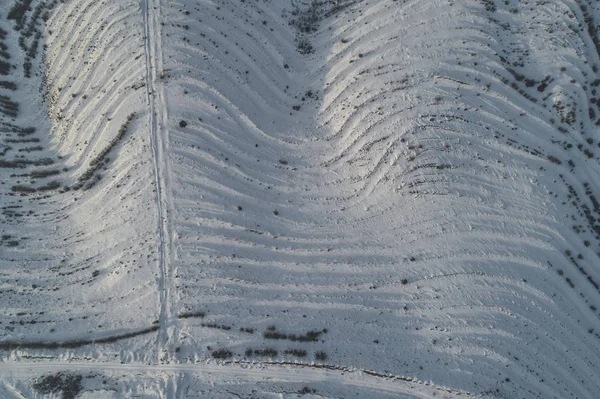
[0,360,469,398]
[142,0,175,364]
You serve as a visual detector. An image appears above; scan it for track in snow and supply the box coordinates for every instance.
[0,360,466,398]
[142,0,176,363]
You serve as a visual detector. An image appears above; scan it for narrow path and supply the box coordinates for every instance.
[141,0,176,364]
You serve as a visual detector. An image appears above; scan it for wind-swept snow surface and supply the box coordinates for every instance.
[1,0,600,397]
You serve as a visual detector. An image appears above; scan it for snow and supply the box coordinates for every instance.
[1,0,600,397]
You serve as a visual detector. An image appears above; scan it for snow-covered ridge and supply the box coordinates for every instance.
[1,0,600,397]
[0,0,160,361]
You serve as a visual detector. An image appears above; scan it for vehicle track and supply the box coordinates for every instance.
[142,0,176,365]
[0,360,468,398]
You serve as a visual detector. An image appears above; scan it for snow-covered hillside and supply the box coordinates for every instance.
[1,0,600,397]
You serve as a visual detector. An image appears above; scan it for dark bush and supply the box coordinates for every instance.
[0,81,17,90]
[178,311,205,319]
[297,38,314,55]
[211,349,233,359]
[315,350,327,361]
[547,155,562,165]
[11,185,36,193]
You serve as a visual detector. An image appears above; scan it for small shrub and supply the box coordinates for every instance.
[211,349,232,359]
[315,350,327,361]
[547,155,562,165]
[297,38,314,55]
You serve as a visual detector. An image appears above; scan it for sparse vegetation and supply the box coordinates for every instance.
[263,328,327,342]
[33,373,83,399]
[8,0,35,23]
[77,113,136,187]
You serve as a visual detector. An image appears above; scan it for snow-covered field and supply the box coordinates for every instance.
[1,0,600,397]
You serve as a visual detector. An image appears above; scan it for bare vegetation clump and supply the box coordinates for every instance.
[284,348,308,357]
[37,180,61,191]
[30,169,60,178]
[290,0,321,33]
[0,160,26,168]
[33,373,83,399]
[479,0,497,13]
[178,311,205,319]
[7,0,35,24]
[289,0,322,54]
[263,327,327,342]
[90,113,136,168]
[0,60,10,76]
[299,386,317,394]
[77,113,136,187]
[245,348,278,357]
[0,81,17,90]
[547,155,562,165]
[0,95,19,117]
[211,349,233,359]
[297,37,314,55]
[11,184,36,193]
[200,322,231,331]
[8,0,59,77]
[315,350,328,361]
